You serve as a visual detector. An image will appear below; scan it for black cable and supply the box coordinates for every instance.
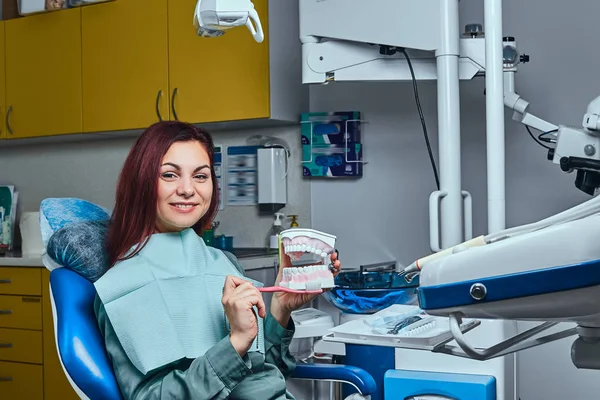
[401,48,440,190]
[526,126,553,150]
[538,129,558,144]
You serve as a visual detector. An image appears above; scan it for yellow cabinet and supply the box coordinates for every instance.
[0,266,77,400]
[167,0,270,124]
[81,0,170,133]
[0,0,305,139]
[0,22,6,140]
[4,8,83,139]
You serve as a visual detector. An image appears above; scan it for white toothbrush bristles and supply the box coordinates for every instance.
[280,265,334,291]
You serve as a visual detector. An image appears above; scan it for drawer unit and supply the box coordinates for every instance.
[0,267,42,296]
[0,266,79,399]
[0,360,44,400]
[0,294,43,330]
[0,328,43,364]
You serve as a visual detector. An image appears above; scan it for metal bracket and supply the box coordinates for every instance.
[431,313,578,360]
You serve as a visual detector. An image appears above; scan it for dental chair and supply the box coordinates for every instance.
[49,267,377,400]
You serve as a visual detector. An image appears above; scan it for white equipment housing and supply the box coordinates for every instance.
[194,0,264,42]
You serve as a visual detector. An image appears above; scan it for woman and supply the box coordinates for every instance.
[93,121,341,400]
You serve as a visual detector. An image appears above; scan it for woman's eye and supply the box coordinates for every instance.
[161,172,177,179]
[194,174,208,180]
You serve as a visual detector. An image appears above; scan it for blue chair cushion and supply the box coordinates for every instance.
[292,363,376,395]
[50,267,122,400]
[40,198,110,247]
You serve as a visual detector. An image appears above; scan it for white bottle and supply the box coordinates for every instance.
[267,213,285,249]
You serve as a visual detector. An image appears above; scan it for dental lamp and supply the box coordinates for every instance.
[194,0,264,43]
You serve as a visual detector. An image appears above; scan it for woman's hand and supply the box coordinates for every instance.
[270,249,341,327]
[222,275,267,357]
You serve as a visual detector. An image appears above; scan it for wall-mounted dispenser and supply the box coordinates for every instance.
[257,147,287,207]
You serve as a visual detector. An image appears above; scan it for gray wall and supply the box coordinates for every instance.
[309,0,600,399]
[0,125,310,248]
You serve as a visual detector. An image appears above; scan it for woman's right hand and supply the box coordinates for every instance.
[222,275,267,357]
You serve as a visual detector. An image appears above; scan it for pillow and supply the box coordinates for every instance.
[39,198,112,282]
[45,220,110,282]
[40,198,110,248]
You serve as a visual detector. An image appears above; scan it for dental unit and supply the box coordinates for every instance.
[194,0,600,397]
[258,228,337,294]
[297,0,600,397]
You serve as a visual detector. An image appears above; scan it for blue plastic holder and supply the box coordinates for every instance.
[384,369,496,399]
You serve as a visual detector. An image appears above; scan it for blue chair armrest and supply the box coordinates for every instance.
[291,363,377,395]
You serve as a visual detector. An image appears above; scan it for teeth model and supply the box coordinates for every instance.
[278,228,337,290]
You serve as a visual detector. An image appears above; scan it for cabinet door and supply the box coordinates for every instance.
[5,9,82,139]
[0,22,6,139]
[168,0,270,124]
[82,0,170,133]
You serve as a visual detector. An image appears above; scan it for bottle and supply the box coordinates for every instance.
[288,215,299,228]
[267,213,285,248]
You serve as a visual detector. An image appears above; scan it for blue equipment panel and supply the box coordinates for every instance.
[384,369,496,399]
[343,344,395,400]
[417,259,600,311]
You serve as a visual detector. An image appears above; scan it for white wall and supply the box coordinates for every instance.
[309,0,600,399]
[0,125,310,248]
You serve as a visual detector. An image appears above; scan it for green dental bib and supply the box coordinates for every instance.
[94,228,265,375]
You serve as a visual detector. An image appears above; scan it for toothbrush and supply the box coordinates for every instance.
[258,283,323,294]
[258,270,328,294]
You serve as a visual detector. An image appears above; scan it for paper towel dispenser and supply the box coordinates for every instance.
[257,147,287,207]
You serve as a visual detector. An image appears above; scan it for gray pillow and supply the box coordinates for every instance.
[47,220,110,282]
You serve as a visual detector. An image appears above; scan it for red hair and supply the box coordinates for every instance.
[106,121,219,266]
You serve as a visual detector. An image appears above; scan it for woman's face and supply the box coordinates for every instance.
[155,141,213,233]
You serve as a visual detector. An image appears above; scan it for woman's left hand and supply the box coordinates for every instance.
[271,247,341,317]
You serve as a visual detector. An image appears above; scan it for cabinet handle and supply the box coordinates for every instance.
[0,343,12,348]
[172,88,179,121]
[156,90,163,121]
[0,310,12,315]
[6,106,12,135]
[0,279,11,284]
[0,376,12,382]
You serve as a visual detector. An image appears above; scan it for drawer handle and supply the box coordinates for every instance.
[0,310,12,315]
[0,376,12,382]
[0,343,12,348]
[0,279,11,284]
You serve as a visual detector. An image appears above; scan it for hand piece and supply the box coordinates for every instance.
[221,275,267,357]
[272,246,342,314]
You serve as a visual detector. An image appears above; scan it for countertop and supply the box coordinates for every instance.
[0,256,44,267]
[0,248,278,270]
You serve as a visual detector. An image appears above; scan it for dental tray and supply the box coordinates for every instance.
[323,305,480,350]
[322,261,421,314]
